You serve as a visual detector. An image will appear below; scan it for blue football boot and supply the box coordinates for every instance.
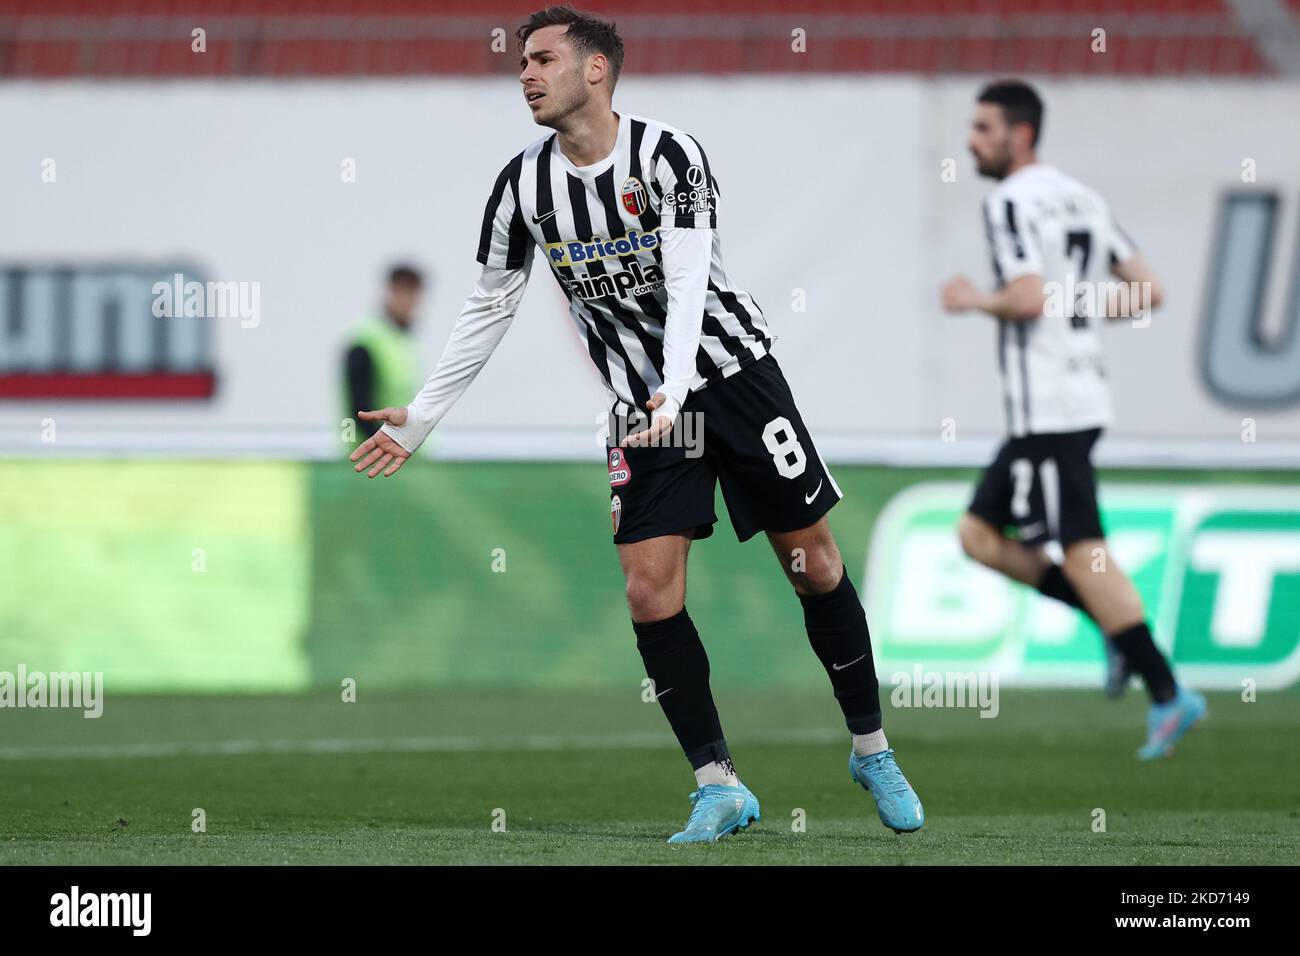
[849,748,925,833]
[666,782,761,844]
[1137,686,1207,760]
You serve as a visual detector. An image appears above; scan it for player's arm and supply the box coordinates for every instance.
[624,133,713,447]
[351,157,535,477]
[623,228,709,446]
[941,273,1045,323]
[350,258,533,477]
[1100,216,1163,319]
[942,194,1045,323]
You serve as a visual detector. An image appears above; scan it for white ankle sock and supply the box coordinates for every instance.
[694,759,739,788]
[852,729,889,757]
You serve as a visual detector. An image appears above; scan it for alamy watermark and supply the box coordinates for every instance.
[152,272,260,328]
[599,409,705,458]
[890,666,1000,718]
[50,886,150,935]
[0,666,103,718]
[1044,277,1152,327]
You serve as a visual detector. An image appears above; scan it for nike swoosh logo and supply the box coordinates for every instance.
[655,687,673,699]
[531,209,558,224]
[832,653,866,671]
[804,479,823,505]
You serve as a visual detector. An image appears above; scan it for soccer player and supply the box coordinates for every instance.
[348,5,923,841]
[940,79,1206,760]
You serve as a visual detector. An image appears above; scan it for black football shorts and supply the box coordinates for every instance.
[968,427,1105,548]
[607,354,842,544]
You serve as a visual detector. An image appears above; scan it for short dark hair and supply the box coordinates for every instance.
[387,264,423,288]
[516,6,624,87]
[977,79,1044,146]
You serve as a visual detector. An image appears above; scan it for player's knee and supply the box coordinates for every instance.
[794,543,843,595]
[775,525,843,596]
[958,513,997,564]
[624,570,683,622]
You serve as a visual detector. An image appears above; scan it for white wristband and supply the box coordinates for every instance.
[651,395,681,427]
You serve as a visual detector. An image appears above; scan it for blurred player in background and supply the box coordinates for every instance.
[347,5,925,841]
[940,79,1206,760]
[344,264,424,439]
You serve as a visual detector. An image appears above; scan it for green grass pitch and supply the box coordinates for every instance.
[2,688,1296,865]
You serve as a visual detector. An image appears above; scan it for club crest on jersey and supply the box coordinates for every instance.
[608,447,631,487]
[620,177,647,216]
[611,494,622,534]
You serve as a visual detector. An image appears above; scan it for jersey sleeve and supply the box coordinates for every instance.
[476,153,534,270]
[379,258,534,454]
[653,225,712,420]
[650,130,718,229]
[983,193,1043,285]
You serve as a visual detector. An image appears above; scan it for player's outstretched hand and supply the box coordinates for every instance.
[350,407,412,478]
[622,392,674,448]
[941,275,978,313]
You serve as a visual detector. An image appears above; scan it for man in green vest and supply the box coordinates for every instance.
[344,264,424,441]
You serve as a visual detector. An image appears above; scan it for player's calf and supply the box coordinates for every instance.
[773,529,926,826]
[1061,540,1144,633]
[767,517,844,596]
[796,573,927,832]
[771,523,883,746]
[1060,540,1209,754]
[622,532,750,824]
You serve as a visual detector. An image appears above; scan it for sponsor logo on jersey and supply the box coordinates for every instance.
[620,177,647,216]
[608,447,631,486]
[563,260,665,302]
[610,494,622,535]
[544,228,660,269]
[663,164,713,215]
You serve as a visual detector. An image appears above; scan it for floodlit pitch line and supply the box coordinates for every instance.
[0,727,847,762]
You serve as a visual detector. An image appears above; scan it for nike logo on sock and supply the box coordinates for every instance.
[832,653,867,671]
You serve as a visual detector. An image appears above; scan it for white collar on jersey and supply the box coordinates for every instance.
[551,111,631,178]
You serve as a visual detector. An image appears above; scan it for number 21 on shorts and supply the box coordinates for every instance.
[1010,456,1060,529]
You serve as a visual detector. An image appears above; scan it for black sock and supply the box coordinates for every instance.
[799,567,882,735]
[633,608,731,770]
[1109,622,1177,704]
[1037,563,1087,612]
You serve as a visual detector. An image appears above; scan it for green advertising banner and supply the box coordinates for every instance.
[5,462,1298,692]
[865,484,1300,689]
[0,461,311,692]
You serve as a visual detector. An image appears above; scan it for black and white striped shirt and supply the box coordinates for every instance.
[478,111,772,417]
[982,164,1135,437]
[380,112,773,455]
